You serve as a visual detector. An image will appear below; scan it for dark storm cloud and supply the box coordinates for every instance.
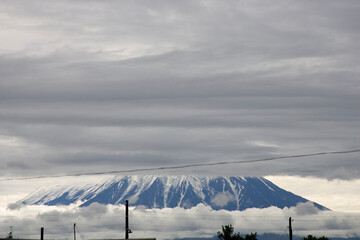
[0,0,359,179]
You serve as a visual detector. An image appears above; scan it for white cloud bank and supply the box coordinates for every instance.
[1,203,359,240]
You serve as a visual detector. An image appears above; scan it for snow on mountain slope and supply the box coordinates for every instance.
[19,176,328,211]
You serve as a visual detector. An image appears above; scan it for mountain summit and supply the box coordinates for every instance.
[20,176,327,211]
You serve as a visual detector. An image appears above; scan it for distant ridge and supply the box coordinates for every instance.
[20,176,328,211]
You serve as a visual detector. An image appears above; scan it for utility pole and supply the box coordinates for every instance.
[41,227,44,240]
[73,223,76,240]
[8,226,13,239]
[125,200,129,240]
[289,217,293,240]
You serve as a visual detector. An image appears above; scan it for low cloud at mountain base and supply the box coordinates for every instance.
[1,203,359,240]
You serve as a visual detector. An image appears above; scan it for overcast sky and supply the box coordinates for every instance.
[0,1,360,237]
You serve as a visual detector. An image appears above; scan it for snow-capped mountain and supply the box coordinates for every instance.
[19,176,327,211]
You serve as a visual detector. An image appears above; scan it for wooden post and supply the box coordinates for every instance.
[40,227,44,240]
[74,223,76,240]
[125,200,129,240]
[289,217,292,240]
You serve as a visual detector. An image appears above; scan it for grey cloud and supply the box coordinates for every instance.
[7,203,24,211]
[294,202,321,215]
[0,0,359,180]
[211,192,235,207]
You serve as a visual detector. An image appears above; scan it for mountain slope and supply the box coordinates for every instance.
[19,176,328,211]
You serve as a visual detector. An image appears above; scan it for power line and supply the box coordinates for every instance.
[0,149,359,182]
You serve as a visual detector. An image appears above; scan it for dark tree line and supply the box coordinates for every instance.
[217,225,257,240]
[217,225,329,240]
[303,235,329,240]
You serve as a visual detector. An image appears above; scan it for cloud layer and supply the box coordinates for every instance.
[0,1,359,180]
[1,203,359,240]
